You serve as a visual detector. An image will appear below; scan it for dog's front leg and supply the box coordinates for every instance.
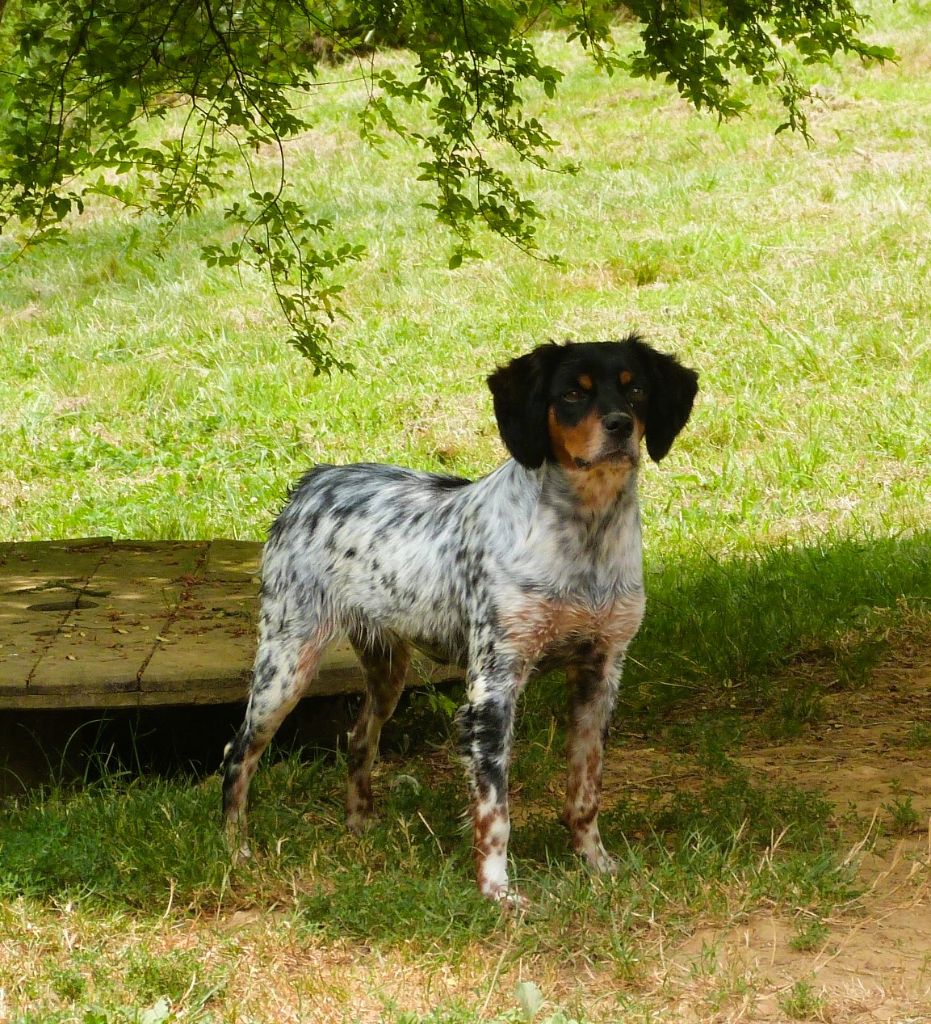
[562,641,626,874]
[456,654,526,903]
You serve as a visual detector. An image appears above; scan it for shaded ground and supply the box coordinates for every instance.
[1,620,927,1023]
[660,647,931,1022]
[175,626,930,1023]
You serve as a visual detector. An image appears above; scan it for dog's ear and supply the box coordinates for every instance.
[487,344,562,468]
[628,336,699,462]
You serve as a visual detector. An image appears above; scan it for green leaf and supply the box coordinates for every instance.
[0,0,895,370]
[138,999,171,1024]
[516,980,545,1022]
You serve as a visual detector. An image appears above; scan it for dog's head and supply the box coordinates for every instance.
[487,335,698,471]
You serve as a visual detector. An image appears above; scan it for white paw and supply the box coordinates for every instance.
[480,879,531,912]
[582,843,618,876]
[230,840,252,865]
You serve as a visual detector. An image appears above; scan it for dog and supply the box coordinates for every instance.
[222,335,698,902]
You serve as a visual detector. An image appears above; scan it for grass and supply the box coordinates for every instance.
[778,979,829,1021]
[1,1,930,1021]
[0,752,857,1021]
[0,10,928,552]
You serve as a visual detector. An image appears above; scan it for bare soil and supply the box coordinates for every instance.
[632,625,931,1023]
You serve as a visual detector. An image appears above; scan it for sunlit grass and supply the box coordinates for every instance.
[0,8,927,551]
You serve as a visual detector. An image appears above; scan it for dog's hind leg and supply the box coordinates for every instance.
[222,622,333,860]
[345,633,411,831]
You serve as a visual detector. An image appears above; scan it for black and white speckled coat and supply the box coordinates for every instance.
[222,335,698,903]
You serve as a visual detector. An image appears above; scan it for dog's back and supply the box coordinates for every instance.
[263,462,476,658]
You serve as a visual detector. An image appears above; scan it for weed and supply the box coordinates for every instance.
[883,795,921,835]
[48,965,88,1002]
[124,948,222,1006]
[833,633,890,689]
[689,940,719,978]
[789,918,830,952]
[905,722,931,749]
[778,978,828,1020]
[663,715,743,771]
[762,681,825,740]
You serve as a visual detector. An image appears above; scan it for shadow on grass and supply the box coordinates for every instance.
[0,531,924,947]
[0,749,857,958]
[613,529,926,715]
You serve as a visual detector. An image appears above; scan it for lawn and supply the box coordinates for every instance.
[0,2,929,1022]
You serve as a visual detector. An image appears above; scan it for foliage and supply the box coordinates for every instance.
[0,0,893,368]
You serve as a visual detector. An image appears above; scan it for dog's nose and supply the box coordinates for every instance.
[603,412,633,436]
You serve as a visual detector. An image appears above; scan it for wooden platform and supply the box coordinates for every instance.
[0,539,455,710]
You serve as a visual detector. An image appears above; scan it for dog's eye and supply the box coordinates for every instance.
[629,384,646,399]
[562,389,585,403]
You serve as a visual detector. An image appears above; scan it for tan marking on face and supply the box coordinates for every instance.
[619,370,633,386]
[547,406,604,469]
[548,401,645,511]
[578,373,593,390]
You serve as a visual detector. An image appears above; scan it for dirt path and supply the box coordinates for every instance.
[632,633,931,1022]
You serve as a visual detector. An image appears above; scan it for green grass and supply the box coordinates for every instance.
[906,722,931,749]
[779,978,829,1021]
[0,754,851,924]
[789,918,830,953]
[0,6,928,552]
[1,3,930,1022]
[0,751,855,1021]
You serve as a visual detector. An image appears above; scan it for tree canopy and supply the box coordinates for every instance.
[0,0,893,369]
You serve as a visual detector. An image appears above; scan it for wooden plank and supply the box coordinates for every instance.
[0,540,112,695]
[27,542,207,696]
[204,539,262,581]
[0,539,462,710]
[141,541,369,699]
[141,575,456,700]
[139,579,256,696]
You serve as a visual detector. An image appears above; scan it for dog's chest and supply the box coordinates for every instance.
[500,592,645,661]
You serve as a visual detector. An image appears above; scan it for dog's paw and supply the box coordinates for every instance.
[567,826,619,876]
[585,847,618,876]
[225,817,252,866]
[479,880,531,913]
[489,884,531,913]
[346,811,376,834]
[229,839,252,866]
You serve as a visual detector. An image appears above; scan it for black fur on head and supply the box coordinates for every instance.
[487,335,699,468]
[486,343,563,468]
[626,335,699,462]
